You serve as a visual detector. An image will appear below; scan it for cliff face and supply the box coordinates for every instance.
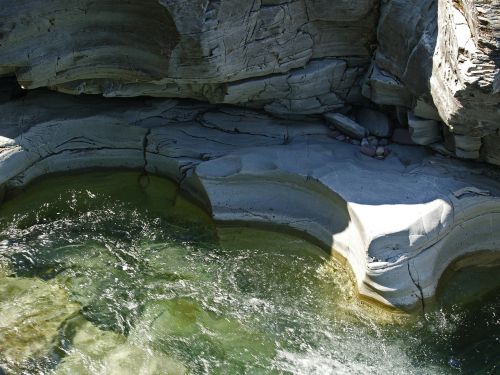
[0,0,499,165]
[0,0,378,116]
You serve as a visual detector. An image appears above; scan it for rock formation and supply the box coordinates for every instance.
[1,0,498,164]
[0,0,499,309]
[1,92,500,310]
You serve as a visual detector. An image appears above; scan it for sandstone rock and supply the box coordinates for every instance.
[407,113,442,145]
[355,108,394,137]
[323,113,367,140]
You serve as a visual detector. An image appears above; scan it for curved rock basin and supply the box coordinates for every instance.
[0,171,498,374]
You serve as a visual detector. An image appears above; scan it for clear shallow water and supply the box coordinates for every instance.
[0,171,498,375]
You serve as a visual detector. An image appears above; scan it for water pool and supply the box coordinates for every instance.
[0,171,498,374]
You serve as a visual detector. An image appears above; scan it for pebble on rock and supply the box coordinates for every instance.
[360,146,377,157]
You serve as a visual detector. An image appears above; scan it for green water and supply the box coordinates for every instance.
[0,171,498,375]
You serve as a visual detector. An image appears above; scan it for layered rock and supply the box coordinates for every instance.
[1,92,500,310]
[0,0,377,115]
[431,0,500,160]
[373,0,500,164]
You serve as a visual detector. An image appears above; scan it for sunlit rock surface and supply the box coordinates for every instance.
[431,0,500,160]
[0,93,499,310]
[374,0,500,164]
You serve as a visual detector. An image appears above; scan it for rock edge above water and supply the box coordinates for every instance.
[1,93,499,311]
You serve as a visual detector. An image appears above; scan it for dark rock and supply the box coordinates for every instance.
[360,145,377,157]
[392,128,415,145]
[355,108,394,137]
[324,112,367,140]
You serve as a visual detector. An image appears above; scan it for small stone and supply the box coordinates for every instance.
[376,146,385,157]
[360,145,376,157]
[361,138,370,147]
[351,139,361,145]
[336,134,346,142]
[323,112,367,140]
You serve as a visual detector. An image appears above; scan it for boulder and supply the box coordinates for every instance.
[355,108,394,137]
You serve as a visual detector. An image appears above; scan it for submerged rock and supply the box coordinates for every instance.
[132,298,277,372]
[0,278,80,372]
[54,317,187,375]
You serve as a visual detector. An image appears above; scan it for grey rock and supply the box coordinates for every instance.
[413,98,442,121]
[323,113,367,140]
[407,113,442,146]
[430,0,500,148]
[335,134,346,142]
[361,63,413,107]
[0,0,376,117]
[379,138,389,147]
[355,108,394,137]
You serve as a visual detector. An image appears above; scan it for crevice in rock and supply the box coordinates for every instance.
[408,262,426,314]
[139,128,152,188]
